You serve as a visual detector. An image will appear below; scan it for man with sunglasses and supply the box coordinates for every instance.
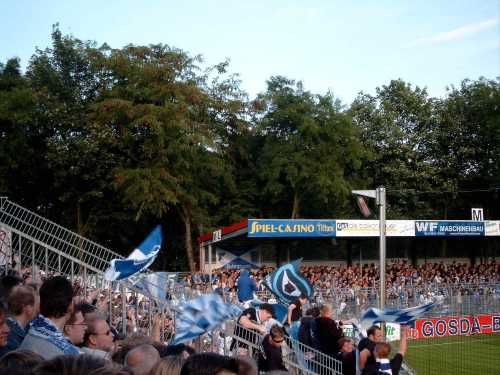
[261,324,288,372]
[81,317,114,358]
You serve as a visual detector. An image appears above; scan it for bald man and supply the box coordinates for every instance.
[124,344,160,375]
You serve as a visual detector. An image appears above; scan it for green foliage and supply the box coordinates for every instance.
[1,27,498,271]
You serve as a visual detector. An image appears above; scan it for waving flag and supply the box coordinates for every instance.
[133,272,178,301]
[171,293,241,345]
[104,226,162,281]
[361,301,437,327]
[263,259,313,304]
[250,298,288,325]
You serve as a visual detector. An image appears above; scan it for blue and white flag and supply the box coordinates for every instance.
[133,272,177,301]
[171,293,241,345]
[361,301,436,327]
[250,298,288,325]
[104,226,162,281]
[263,259,313,304]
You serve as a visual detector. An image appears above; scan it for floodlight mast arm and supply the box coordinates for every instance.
[352,187,386,310]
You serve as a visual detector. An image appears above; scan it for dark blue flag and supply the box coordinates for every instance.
[264,258,313,304]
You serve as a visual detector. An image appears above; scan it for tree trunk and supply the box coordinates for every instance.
[180,207,196,273]
[291,192,300,219]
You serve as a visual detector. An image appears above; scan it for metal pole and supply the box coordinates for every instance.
[376,186,386,310]
[208,243,212,284]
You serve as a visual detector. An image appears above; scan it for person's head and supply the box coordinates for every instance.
[8,285,38,321]
[0,349,43,372]
[75,302,99,322]
[305,307,320,318]
[338,337,354,353]
[269,325,285,348]
[0,301,10,348]
[298,294,308,305]
[160,343,195,359]
[39,276,74,319]
[180,353,240,375]
[32,354,123,375]
[319,305,332,319]
[64,306,87,346]
[152,355,185,375]
[367,325,383,343]
[0,274,23,297]
[124,344,160,375]
[84,318,115,351]
[110,335,154,364]
[258,304,275,322]
[374,342,391,359]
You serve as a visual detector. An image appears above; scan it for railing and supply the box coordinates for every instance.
[214,322,343,375]
[0,197,177,340]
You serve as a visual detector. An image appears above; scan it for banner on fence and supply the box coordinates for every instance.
[248,219,336,238]
[415,221,485,237]
[408,313,500,339]
[215,245,258,269]
[344,323,401,342]
[336,220,415,237]
[0,225,12,266]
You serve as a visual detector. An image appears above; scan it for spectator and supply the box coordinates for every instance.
[180,353,257,375]
[152,355,185,375]
[0,349,43,373]
[237,271,257,308]
[362,326,409,375]
[160,343,195,359]
[0,285,38,356]
[260,325,287,372]
[287,294,308,326]
[232,303,274,353]
[110,335,154,365]
[20,276,80,359]
[0,274,23,298]
[0,301,10,351]
[314,305,343,357]
[359,325,384,371]
[124,344,160,375]
[32,354,125,375]
[81,318,115,359]
[298,307,320,349]
[336,337,355,375]
[63,305,87,346]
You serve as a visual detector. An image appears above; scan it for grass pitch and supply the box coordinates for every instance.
[402,334,500,375]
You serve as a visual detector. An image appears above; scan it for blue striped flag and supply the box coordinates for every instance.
[104,226,162,281]
[361,301,437,327]
[263,259,313,304]
[171,293,241,345]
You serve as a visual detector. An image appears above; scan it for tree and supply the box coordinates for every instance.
[255,76,363,219]
[350,79,438,218]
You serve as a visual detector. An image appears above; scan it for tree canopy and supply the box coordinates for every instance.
[1,28,499,270]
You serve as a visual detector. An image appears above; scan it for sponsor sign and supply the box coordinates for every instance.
[409,314,500,340]
[486,221,500,236]
[415,221,484,237]
[248,219,336,238]
[336,220,415,237]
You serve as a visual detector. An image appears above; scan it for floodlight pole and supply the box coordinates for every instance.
[376,186,386,310]
[352,187,387,310]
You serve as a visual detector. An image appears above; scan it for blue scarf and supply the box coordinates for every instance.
[376,358,392,374]
[28,315,80,355]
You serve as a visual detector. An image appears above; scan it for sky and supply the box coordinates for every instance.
[0,0,499,104]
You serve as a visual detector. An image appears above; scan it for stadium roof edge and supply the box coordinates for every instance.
[197,219,248,245]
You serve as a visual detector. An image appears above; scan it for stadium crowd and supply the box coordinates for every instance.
[0,259,497,375]
[0,264,416,375]
[186,260,500,295]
